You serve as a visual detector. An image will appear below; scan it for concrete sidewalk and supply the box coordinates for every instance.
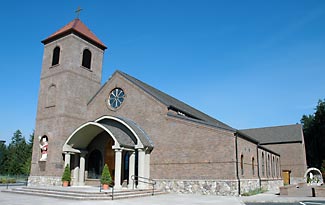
[0,190,244,205]
[2,187,325,205]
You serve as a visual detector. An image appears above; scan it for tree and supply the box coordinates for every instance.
[23,132,34,174]
[5,130,30,175]
[321,160,325,179]
[0,130,33,175]
[301,114,316,166]
[100,164,112,185]
[301,99,325,168]
[61,165,71,182]
[0,142,7,174]
[7,130,25,174]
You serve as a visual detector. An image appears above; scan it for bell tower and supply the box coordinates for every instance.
[30,18,107,185]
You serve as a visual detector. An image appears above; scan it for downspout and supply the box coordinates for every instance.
[257,144,261,188]
[235,132,241,196]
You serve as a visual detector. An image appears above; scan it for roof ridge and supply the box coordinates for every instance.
[71,18,79,29]
[241,124,301,131]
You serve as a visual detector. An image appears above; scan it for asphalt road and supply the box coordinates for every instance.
[246,201,325,205]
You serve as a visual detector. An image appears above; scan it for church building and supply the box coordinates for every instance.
[29,18,307,196]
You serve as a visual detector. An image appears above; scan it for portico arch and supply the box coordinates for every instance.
[304,167,324,185]
[62,116,154,189]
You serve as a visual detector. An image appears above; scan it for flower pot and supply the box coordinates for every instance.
[102,184,109,190]
[62,181,69,187]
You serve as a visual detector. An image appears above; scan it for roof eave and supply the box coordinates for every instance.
[41,29,107,50]
[236,130,260,144]
[260,140,303,145]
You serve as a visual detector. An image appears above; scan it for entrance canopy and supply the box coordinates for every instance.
[63,115,154,153]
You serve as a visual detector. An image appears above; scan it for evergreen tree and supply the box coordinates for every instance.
[23,132,34,174]
[100,164,112,185]
[6,130,29,175]
[0,130,34,175]
[0,141,7,174]
[301,99,325,168]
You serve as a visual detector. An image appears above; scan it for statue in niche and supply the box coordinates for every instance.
[39,135,48,161]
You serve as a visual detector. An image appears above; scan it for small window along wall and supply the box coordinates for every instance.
[274,157,277,178]
[261,152,265,177]
[46,84,56,107]
[272,156,275,178]
[52,46,60,66]
[276,158,280,177]
[267,154,270,177]
[252,157,255,176]
[82,49,92,69]
[240,154,244,175]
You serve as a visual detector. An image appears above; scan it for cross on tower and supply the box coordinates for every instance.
[75,7,83,19]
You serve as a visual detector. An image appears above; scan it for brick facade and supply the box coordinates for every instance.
[264,142,307,184]
[29,19,307,195]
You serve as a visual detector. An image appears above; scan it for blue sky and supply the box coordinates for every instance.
[0,0,324,143]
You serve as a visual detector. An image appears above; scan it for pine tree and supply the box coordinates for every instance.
[0,142,7,174]
[23,132,34,174]
[61,165,71,182]
[100,164,112,185]
[6,130,29,175]
[301,99,325,168]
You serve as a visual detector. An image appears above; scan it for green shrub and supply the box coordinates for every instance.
[100,164,112,185]
[0,178,7,184]
[0,178,16,184]
[242,188,267,196]
[61,165,71,182]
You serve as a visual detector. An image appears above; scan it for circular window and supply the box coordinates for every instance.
[108,88,125,109]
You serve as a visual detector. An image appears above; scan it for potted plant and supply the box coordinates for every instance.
[101,164,112,190]
[62,164,71,187]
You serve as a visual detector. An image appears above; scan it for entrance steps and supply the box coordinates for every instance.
[85,179,100,186]
[2,186,166,200]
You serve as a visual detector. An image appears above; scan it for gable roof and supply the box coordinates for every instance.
[239,124,303,144]
[42,18,107,50]
[115,70,235,131]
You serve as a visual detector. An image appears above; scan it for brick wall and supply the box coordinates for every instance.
[264,142,307,178]
[87,72,238,180]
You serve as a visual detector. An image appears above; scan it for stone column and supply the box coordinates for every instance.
[128,151,135,189]
[137,148,146,189]
[114,149,122,190]
[73,154,80,186]
[145,152,151,180]
[78,153,86,186]
[64,152,71,168]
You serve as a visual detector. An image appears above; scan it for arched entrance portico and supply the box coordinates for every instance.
[62,116,154,189]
